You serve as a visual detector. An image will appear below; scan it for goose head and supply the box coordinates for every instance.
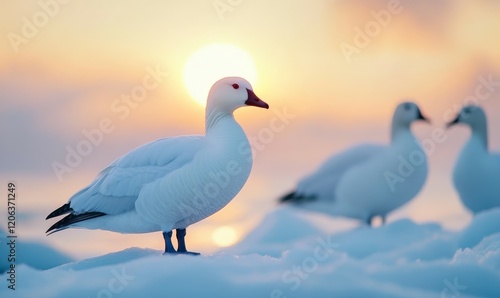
[392,102,429,128]
[447,105,489,149]
[206,77,269,114]
[447,105,487,130]
[391,101,429,142]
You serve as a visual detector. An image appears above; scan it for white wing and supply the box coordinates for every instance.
[68,135,207,215]
[296,144,387,200]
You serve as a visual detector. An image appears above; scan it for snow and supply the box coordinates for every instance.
[0,230,73,274]
[1,207,500,298]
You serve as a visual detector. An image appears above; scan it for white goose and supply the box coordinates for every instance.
[280,102,429,225]
[46,77,269,255]
[447,105,500,214]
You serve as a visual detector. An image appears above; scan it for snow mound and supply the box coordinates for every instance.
[0,229,74,274]
[1,208,500,298]
[459,208,500,248]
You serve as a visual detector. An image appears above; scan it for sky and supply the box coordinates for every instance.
[0,0,499,258]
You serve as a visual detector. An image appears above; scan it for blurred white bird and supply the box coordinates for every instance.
[46,77,269,255]
[280,102,429,226]
[448,105,500,214]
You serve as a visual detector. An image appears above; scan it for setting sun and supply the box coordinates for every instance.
[212,226,239,247]
[183,43,257,106]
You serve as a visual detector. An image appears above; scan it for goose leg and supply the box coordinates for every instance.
[176,228,200,255]
[162,231,176,254]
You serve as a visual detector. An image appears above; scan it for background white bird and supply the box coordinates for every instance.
[46,77,269,255]
[448,105,500,214]
[280,102,429,226]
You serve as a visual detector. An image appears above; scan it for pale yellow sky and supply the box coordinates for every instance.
[1,0,500,258]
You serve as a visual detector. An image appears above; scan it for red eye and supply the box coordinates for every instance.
[232,84,239,89]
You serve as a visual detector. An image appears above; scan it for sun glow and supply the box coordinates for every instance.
[183,43,257,106]
[211,226,239,247]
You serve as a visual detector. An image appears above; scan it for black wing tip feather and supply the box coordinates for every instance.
[279,191,298,203]
[279,191,316,204]
[46,203,73,220]
[46,211,107,234]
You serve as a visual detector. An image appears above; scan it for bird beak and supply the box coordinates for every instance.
[446,115,460,128]
[245,89,269,109]
[417,109,430,123]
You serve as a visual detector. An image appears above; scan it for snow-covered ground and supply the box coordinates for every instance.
[1,207,500,298]
[0,230,73,274]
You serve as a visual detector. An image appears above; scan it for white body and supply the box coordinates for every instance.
[291,102,429,223]
[72,119,252,233]
[451,106,500,214]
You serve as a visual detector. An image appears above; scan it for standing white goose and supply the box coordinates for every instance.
[280,102,429,225]
[46,77,269,255]
[447,105,500,214]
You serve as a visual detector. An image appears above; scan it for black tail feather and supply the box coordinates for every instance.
[46,203,73,220]
[46,211,106,234]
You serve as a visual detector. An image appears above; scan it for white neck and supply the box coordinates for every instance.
[391,124,413,145]
[204,107,252,163]
[205,107,229,133]
[469,121,488,150]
